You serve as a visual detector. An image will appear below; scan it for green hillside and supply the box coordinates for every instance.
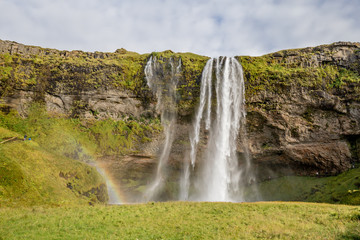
[0,127,107,207]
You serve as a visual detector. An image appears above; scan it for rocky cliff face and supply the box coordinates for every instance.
[243,42,360,178]
[0,40,151,119]
[0,40,207,120]
[1,40,359,185]
[247,87,359,178]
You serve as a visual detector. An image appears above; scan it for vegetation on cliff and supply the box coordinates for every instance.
[239,51,360,100]
[0,50,148,97]
[0,103,161,157]
[2,40,359,117]
[0,42,209,117]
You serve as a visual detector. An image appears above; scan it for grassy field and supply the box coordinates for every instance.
[0,202,359,240]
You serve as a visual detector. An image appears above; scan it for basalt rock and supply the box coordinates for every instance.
[2,88,148,119]
[242,42,360,178]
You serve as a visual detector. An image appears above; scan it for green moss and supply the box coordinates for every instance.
[0,103,163,206]
[1,47,207,115]
[0,54,14,95]
[146,51,209,115]
[0,102,165,206]
[0,50,151,99]
[251,167,360,205]
[302,106,314,123]
[332,68,360,87]
[0,103,161,158]
[238,54,360,97]
[88,117,160,155]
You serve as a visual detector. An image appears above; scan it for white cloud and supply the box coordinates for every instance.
[0,0,359,56]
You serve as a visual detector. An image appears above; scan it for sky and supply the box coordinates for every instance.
[0,0,359,57]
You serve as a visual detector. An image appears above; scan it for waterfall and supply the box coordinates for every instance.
[143,56,181,201]
[180,57,256,202]
[179,59,213,200]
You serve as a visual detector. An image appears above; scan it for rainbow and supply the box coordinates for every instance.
[93,162,128,204]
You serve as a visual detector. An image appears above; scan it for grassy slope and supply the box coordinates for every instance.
[0,127,106,207]
[253,167,360,205]
[0,202,359,239]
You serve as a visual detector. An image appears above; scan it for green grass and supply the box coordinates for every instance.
[238,54,360,98]
[253,167,360,205]
[0,103,161,157]
[0,127,107,207]
[0,202,359,239]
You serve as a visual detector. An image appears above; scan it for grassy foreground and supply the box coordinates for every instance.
[0,202,359,240]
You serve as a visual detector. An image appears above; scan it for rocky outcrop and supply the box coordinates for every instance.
[2,89,149,119]
[272,42,360,71]
[0,39,119,59]
[0,40,207,120]
[243,42,360,178]
[246,86,360,173]
[0,39,154,119]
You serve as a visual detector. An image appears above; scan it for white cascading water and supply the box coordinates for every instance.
[143,56,181,201]
[180,57,256,202]
[179,59,213,200]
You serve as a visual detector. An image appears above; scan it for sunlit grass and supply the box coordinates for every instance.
[0,126,106,207]
[0,202,359,239]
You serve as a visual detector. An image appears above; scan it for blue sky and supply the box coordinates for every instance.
[0,0,359,56]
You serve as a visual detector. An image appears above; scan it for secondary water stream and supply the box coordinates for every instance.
[143,56,181,201]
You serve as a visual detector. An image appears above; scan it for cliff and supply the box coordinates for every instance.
[1,40,360,201]
[0,40,208,119]
[240,42,360,178]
